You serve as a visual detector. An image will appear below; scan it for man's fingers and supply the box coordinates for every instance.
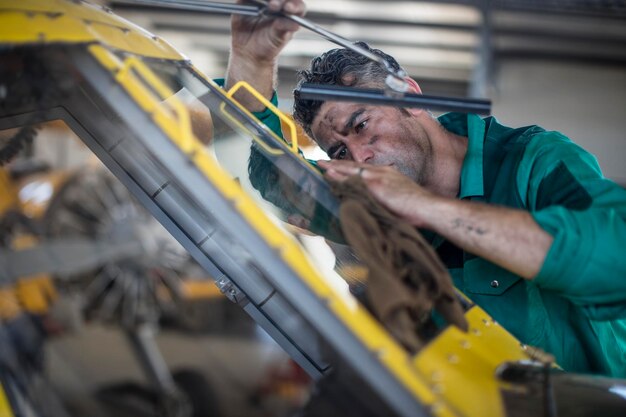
[265,0,305,15]
[284,0,306,16]
[318,160,369,182]
[266,0,282,11]
[270,0,306,33]
[274,18,300,34]
[319,160,363,174]
[323,169,350,182]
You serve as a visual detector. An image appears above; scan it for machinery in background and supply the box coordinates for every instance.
[0,157,239,417]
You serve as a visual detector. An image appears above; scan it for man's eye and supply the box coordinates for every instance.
[332,146,348,160]
[355,120,367,133]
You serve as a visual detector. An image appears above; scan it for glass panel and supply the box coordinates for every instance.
[140,59,360,295]
[112,55,461,357]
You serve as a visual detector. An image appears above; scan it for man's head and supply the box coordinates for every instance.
[293,42,434,185]
[293,41,402,138]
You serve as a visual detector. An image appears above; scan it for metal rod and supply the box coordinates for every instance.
[119,0,261,16]
[118,0,408,89]
[295,83,492,115]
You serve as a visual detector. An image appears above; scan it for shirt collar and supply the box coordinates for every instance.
[437,112,486,199]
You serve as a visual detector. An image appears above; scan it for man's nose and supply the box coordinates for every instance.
[350,144,374,163]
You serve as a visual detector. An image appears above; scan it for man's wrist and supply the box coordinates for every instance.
[229,49,277,70]
[411,195,454,231]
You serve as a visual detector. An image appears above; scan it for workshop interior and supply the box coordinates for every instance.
[1,1,625,417]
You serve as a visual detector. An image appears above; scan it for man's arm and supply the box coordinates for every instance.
[420,196,552,279]
[318,161,552,279]
[320,134,626,310]
[520,134,626,308]
[225,0,305,111]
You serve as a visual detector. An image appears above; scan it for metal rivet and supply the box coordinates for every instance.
[490,280,499,288]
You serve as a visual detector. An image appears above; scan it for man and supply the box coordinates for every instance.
[225,0,626,376]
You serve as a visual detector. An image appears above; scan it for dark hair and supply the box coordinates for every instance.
[292,41,402,138]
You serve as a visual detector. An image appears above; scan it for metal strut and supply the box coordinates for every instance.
[116,0,409,91]
[296,83,492,115]
[117,0,492,113]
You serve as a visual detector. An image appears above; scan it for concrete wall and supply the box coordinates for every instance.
[491,60,626,185]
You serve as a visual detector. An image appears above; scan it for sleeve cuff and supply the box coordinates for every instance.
[531,207,592,293]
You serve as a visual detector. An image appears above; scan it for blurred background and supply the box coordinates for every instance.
[2,1,624,417]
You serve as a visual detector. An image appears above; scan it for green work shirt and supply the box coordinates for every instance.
[437,112,626,377]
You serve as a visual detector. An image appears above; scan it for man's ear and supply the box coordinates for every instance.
[404,77,424,116]
[405,77,422,94]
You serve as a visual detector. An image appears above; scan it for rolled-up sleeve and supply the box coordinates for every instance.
[521,132,626,311]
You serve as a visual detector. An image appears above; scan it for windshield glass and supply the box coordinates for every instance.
[139,58,364,291]
[126,56,465,355]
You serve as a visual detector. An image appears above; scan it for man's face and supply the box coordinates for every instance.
[310,101,433,184]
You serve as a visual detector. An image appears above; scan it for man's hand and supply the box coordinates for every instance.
[318,160,437,227]
[319,159,553,280]
[226,0,305,109]
[231,0,305,65]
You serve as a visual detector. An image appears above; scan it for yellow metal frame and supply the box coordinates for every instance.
[218,98,284,157]
[414,307,530,416]
[0,231,58,319]
[0,288,21,321]
[224,81,300,155]
[0,168,19,217]
[0,0,183,60]
[15,275,58,315]
[180,281,223,300]
[0,275,59,319]
[0,382,15,417]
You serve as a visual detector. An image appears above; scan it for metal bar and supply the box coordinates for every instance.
[117,0,262,16]
[118,0,408,90]
[469,1,492,98]
[125,325,178,392]
[296,83,492,114]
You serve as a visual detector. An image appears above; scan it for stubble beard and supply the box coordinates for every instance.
[397,120,433,187]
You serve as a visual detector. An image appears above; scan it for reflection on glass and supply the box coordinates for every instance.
[140,59,354,285]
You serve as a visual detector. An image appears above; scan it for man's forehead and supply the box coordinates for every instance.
[311,102,362,147]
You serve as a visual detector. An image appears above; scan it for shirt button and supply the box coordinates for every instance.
[490,280,500,288]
